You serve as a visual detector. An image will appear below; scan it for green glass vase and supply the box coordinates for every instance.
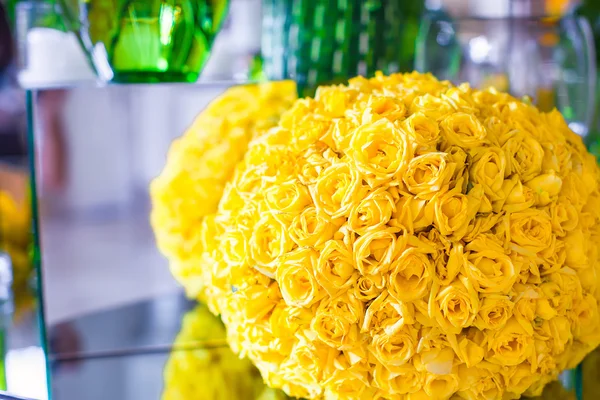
[59,0,229,83]
[261,0,423,96]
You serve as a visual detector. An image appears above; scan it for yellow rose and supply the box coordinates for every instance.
[487,317,534,366]
[390,195,434,233]
[542,140,573,177]
[403,112,440,149]
[440,112,487,149]
[446,329,485,368]
[410,93,453,121]
[221,229,248,266]
[415,346,455,376]
[499,176,536,213]
[433,243,463,287]
[312,161,363,218]
[297,147,334,186]
[541,316,573,354]
[372,362,423,395]
[315,240,358,295]
[264,180,312,218]
[511,252,541,285]
[424,372,459,400]
[564,229,589,268]
[501,132,544,182]
[276,248,322,308]
[504,209,553,255]
[230,164,265,199]
[279,342,325,398]
[525,171,563,207]
[571,293,600,340]
[269,304,312,349]
[363,291,415,336]
[456,363,504,400]
[248,213,294,277]
[403,152,458,200]
[323,369,376,400]
[474,294,514,331]
[469,146,506,200]
[234,283,281,323]
[353,227,399,276]
[246,143,297,182]
[389,247,434,302]
[369,325,418,367]
[287,115,332,156]
[316,85,350,118]
[463,213,502,242]
[446,146,469,191]
[347,187,395,235]
[550,200,579,236]
[504,363,540,399]
[311,300,360,349]
[429,277,479,333]
[367,95,408,122]
[464,235,519,294]
[432,185,483,239]
[289,206,339,249]
[559,171,588,210]
[353,273,385,302]
[347,118,413,185]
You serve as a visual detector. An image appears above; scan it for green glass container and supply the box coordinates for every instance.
[261,0,423,96]
[59,0,229,83]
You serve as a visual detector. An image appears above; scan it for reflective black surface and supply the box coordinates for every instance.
[47,291,195,359]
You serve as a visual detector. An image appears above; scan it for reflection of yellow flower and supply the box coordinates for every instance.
[153,72,600,400]
[162,304,289,400]
[150,82,297,296]
[0,190,33,319]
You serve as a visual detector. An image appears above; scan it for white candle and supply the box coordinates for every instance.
[18,27,97,87]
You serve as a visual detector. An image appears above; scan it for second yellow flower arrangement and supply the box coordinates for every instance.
[152,72,600,399]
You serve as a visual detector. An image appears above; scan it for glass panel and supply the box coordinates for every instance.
[0,107,49,398]
[27,83,237,358]
[415,12,596,136]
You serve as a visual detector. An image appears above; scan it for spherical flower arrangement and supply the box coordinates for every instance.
[150,82,297,297]
[185,72,600,400]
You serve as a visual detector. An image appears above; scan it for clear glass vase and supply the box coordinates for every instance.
[415,0,596,138]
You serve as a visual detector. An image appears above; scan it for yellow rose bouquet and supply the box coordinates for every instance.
[153,72,600,399]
